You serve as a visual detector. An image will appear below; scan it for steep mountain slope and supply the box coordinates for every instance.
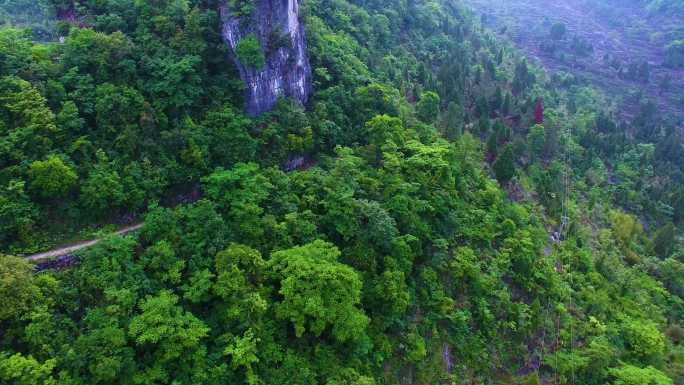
[465,0,684,128]
[0,0,54,40]
[1,0,684,384]
[219,0,312,115]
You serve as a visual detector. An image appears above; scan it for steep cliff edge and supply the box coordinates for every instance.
[220,0,312,116]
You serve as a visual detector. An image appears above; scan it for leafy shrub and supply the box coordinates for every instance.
[236,34,265,69]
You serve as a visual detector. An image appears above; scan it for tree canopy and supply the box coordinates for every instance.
[0,0,683,384]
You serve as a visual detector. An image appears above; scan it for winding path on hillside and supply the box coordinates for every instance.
[25,223,144,262]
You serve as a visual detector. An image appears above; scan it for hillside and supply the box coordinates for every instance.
[1,0,684,384]
[465,0,684,129]
[0,0,55,40]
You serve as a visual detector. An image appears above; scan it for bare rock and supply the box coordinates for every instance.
[220,0,312,116]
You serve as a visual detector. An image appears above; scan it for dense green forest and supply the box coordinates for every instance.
[0,0,55,40]
[1,0,684,384]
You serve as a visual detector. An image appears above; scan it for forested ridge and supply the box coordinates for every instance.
[1,0,684,384]
[467,0,684,127]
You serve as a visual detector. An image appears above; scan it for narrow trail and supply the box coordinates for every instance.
[24,223,144,262]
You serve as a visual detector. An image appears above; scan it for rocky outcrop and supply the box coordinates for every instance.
[220,0,312,116]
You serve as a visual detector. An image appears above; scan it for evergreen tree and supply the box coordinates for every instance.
[493,145,516,183]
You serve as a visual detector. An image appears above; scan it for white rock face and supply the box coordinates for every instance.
[220,0,312,116]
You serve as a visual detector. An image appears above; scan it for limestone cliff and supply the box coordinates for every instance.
[220,0,312,116]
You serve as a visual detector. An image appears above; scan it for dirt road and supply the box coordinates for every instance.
[25,223,144,262]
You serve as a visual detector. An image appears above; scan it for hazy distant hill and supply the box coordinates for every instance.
[0,0,54,40]
[466,0,684,129]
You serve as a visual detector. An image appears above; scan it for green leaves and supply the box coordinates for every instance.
[61,29,134,84]
[609,364,673,385]
[129,291,209,360]
[147,55,202,115]
[527,124,546,161]
[354,83,400,123]
[0,29,39,76]
[365,114,406,149]
[623,318,666,362]
[0,353,56,385]
[80,151,126,217]
[28,155,77,199]
[236,34,266,69]
[0,180,37,246]
[127,290,210,384]
[94,83,144,142]
[416,91,440,124]
[325,368,376,385]
[0,76,58,165]
[202,105,256,166]
[71,309,133,383]
[0,0,682,383]
[269,240,368,341]
[0,255,38,321]
[493,144,516,184]
[216,243,264,277]
[203,163,273,243]
[182,269,215,304]
[143,240,185,284]
[224,329,260,384]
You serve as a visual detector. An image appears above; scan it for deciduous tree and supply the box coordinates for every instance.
[268,240,369,341]
[28,155,78,199]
